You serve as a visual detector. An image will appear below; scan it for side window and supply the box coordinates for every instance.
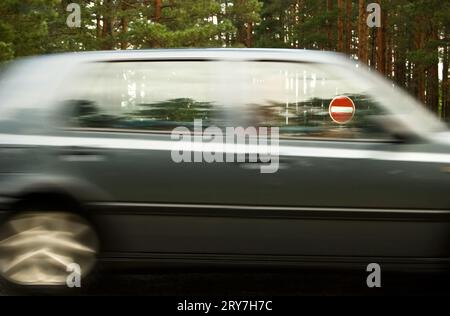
[66,61,227,132]
[64,60,389,140]
[231,62,389,140]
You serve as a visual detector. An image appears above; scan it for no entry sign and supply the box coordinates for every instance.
[328,96,355,124]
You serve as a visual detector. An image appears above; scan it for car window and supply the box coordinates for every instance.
[64,61,389,140]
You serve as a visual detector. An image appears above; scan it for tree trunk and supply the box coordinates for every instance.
[101,0,113,50]
[427,63,439,113]
[376,6,386,74]
[357,0,368,64]
[386,30,392,78]
[155,0,162,22]
[369,27,376,69]
[96,14,102,39]
[234,0,247,47]
[246,21,253,48]
[394,50,406,87]
[443,28,450,120]
[406,59,413,92]
[327,0,334,51]
[443,46,450,120]
[393,21,406,88]
[426,25,439,113]
[345,0,352,55]
[337,0,344,52]
[121,1,129,50]
[414,17,426,104]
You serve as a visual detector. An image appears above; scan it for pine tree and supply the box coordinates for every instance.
[0,0,60,60]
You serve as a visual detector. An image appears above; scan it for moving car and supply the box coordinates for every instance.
[0,49,448,288]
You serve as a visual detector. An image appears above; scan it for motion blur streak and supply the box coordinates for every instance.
[0,133,449,164]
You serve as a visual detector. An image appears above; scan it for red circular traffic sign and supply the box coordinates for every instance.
[328,96,355,124]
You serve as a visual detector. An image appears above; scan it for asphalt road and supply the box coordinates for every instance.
[2,269,450,296]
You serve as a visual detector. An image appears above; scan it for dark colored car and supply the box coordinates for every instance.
[0,49,449,288]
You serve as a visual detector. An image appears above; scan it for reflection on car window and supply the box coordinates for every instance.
[66,61,389,139]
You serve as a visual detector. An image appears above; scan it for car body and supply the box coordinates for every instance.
[0,49,449,286]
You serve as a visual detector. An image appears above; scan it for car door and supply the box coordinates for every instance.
[59,60,267,255]
[234,62,450,261]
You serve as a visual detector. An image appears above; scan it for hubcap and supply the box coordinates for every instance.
[0,212,99,286]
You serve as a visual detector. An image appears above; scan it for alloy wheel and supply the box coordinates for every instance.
[0,212,99,286]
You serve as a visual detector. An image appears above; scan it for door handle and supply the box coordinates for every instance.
[58,147,106,162]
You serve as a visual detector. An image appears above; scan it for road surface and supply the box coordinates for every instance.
[2,269,449,295]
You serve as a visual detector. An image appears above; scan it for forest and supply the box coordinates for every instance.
[0,0,449,120]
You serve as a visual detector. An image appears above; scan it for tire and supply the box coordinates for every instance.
[0,210,99,294]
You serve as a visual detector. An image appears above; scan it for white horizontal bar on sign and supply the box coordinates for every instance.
[330,106,354,113]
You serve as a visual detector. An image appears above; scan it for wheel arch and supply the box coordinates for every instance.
[6,175,111,213]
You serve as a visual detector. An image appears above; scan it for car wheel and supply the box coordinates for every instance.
[0,211,99,289]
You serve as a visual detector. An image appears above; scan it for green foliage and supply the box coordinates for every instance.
[0,0,449,118]
[0,0,264,58]
[0,42,14,61]
[0,0,59,59]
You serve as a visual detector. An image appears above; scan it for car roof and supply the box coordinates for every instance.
[32,48,350,66]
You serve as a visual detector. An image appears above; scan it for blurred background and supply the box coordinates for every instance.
[0,0,449,122]
[0,0,450,296]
